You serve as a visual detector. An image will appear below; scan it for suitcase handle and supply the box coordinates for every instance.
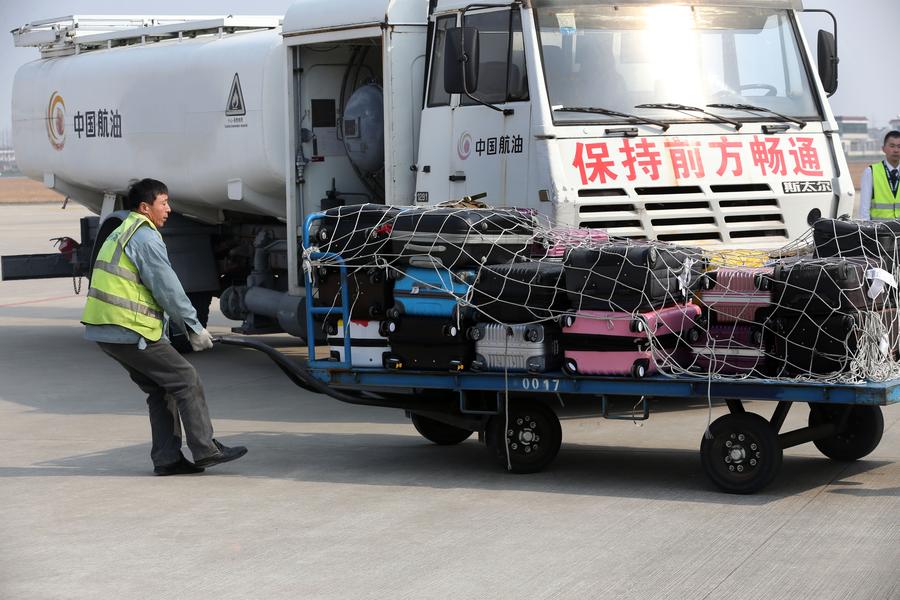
[406,242,447,253]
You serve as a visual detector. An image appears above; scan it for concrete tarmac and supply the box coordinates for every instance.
[0,204,898,600]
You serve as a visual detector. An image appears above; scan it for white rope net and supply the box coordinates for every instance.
[307,203,900,383]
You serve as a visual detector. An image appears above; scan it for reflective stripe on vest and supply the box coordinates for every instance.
[869,162,900,220]
[81,212,165,340]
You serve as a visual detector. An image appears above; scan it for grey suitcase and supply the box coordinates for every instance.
[468,323,560,373]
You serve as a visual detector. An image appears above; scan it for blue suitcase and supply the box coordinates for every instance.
[387,266,476,320]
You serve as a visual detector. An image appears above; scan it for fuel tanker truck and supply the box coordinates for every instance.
[2,0,848,342]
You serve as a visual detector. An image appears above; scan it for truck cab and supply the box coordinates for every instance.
[414,0,849,246]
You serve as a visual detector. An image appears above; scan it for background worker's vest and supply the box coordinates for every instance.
[869,162,900,220]
[81,212,164,340]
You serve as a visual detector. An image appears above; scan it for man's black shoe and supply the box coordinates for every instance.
[154,456,205,476]
[194,439,248,469]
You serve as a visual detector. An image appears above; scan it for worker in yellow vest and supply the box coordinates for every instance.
[82,178,247,475]
[859,130,900,220]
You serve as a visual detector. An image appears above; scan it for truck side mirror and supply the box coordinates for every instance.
[443,26,480,95]
[817,29,838,96]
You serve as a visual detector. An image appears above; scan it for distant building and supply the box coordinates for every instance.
[890,116,900,133]
[835,116,880,157]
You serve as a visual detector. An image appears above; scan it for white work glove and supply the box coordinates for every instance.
[188,328,215,352]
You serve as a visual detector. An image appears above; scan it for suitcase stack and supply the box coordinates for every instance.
[560,303,701,378]
[690,266,772,375]
[558,242,705,378]
[763,257,895,376]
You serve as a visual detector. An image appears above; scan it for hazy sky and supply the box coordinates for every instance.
[0,0,898,135]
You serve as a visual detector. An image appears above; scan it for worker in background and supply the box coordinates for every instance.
[81,178,247,475]
[859,130,900,220]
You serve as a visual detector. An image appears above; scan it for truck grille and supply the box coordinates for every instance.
[577,184,787,244]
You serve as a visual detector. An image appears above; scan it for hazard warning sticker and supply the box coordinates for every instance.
[225,73,247,129]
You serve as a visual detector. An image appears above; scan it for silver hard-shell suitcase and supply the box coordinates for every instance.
[468,323,560,373]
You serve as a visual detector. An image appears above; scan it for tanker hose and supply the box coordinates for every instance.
[215,335,394,408]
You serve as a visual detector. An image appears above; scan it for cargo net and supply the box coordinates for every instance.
[305,203,900,383]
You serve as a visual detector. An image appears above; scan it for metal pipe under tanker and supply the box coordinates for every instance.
[12,27,287,222]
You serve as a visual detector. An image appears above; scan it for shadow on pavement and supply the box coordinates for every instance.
[0,432,887,506]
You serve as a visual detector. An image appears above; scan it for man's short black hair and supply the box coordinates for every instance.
[124,178,168,211]
[884,130,900,146]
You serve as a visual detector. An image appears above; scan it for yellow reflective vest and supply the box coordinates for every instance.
[869,162,900,220]
[81,212,164,341]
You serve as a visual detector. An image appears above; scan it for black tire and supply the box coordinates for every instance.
[486,398,562,474]
[809,404,884,461]
[411,414,472,446]
[701,412,782,494]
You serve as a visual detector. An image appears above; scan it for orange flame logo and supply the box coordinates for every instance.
[47,92,66,150]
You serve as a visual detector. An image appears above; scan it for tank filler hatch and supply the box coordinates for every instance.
[12,15,282,58]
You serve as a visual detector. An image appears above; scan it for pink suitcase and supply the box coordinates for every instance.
[701,267,772,323]
[561,303,701,378]
[533,227,609,261]
[689,324,766,375]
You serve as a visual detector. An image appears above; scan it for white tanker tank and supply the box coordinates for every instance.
[11,16,287,221]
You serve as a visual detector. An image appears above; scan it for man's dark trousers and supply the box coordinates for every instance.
[98,340,219,466]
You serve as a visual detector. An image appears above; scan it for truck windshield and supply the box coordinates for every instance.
[534,4,820,124]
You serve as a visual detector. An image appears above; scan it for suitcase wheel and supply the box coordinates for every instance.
[754,273,769,291]
[751,328,763,345]
[563,358,578,375]
[386,307,401,319]
[330,350,341,361]
[687,327,701,344]
[645,246,659,268]
[384,355,403,369]
[702,272,717,290]
[381,320,399,336]
[317,228,330,242]
[630,319,646,334]
[631,359,650,379]
[563,314,576,328]
[471,359,485,372]
[468,326,483,341]
[448,360,465,372]
[443,324,459,337]
[324,320,339,336]
[524,326,540,343]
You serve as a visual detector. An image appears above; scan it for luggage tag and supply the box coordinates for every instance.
[866,267,897,299]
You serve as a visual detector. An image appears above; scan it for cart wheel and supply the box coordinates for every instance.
[809,404,884,461]
[700,412,782,494]
[411,414,473,446]
[631,359,649,379]
[486,398,562,474]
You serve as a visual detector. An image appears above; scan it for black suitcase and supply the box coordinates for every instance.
[767,257,890,315]
[564,243,706,312]
[310,204,400,266]
[764,312,859,376]
[383,316,473,371]
[813,218,900,269]
[314,266,393,320]
[389,207,535,268]
[471,261,569,323]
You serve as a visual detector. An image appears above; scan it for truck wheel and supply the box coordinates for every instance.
[486,398,562,474]
[809,404,884,461]
[700,412,782,494]
[410,414,472,445]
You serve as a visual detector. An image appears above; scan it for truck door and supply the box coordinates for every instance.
[450,7,532,207]
[416,9,532,207]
